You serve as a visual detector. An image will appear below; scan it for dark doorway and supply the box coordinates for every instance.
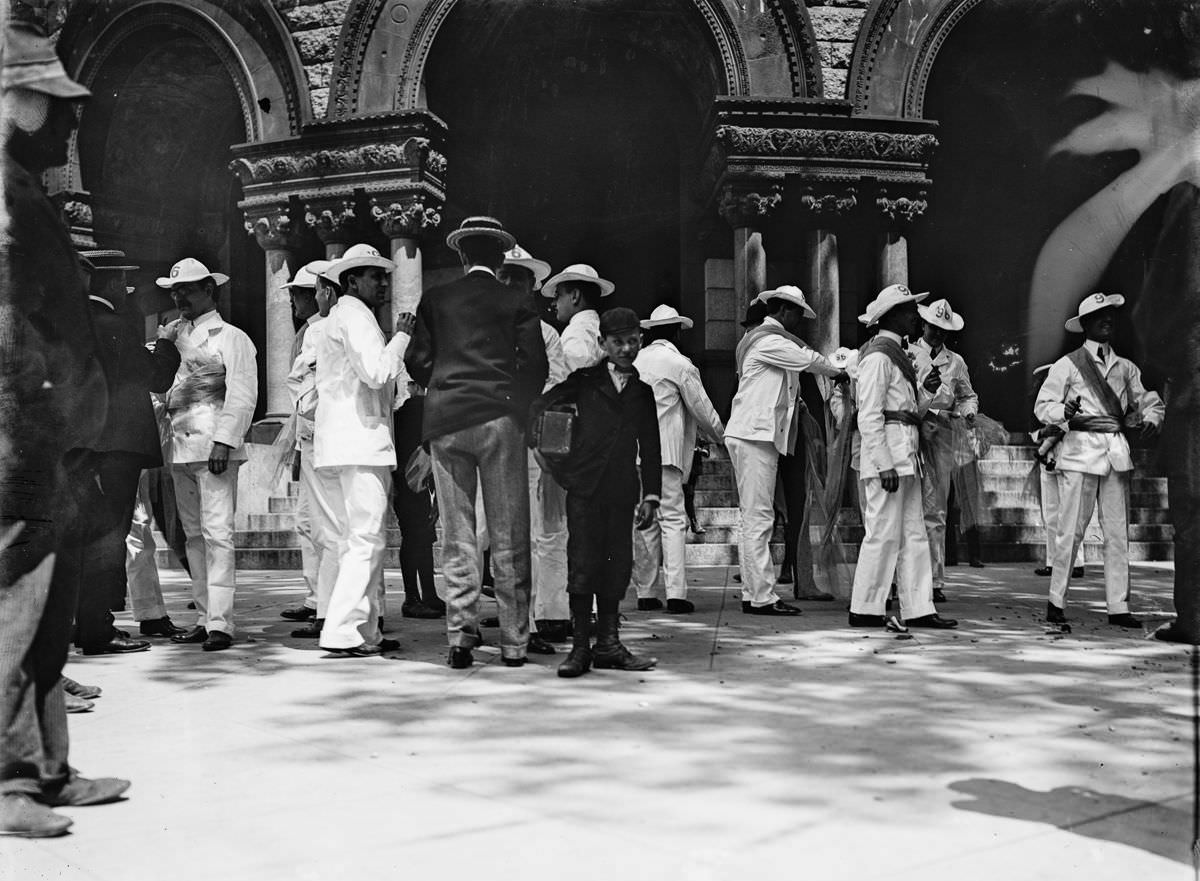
[423,0,727,320]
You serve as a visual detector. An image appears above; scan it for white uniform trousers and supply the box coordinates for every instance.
[850,474,937,619]
[921,427,954,591]
[172,461,240,635]
[1048,469,1131,614]
[1039,468,1087,569]
[528,451,569,622]
[320,465,390,649]
[726,437,782,608]
[296,442,342,618]
[126,469,166,621]
[631,466,688,600]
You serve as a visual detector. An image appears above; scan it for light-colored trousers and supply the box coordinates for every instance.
[921,427,954,591]
[727,437,782,608]
[126,469,167,621]
[430,415,531,660]
[632,465,689,600]
[296,441,341,617]
[1048,469,1131,614]
[1039,467,1087,569]
[172,461,240,636]
[850,474,937,619]
[529,451,569,621]
[320,465,390,649]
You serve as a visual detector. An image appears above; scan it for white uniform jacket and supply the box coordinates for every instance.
[634,339,725,475]
[541,320,568,390]
[286,314,327,444]
[313,296,411,469]
[909,337,979,420]
[853,330,930,479]
[1033,341,1164,475]
[559,309,604,373]
[724,317,840,455]
[166,310,258,465]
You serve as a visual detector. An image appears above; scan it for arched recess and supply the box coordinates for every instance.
[327,0,824,119]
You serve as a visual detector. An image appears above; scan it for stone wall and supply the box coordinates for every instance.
[272,0,350,117]
[805,0,870,99]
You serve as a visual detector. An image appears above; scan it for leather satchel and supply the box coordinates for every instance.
[534,405,576,458]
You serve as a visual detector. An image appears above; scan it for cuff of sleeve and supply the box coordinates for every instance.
[212,432,240,449]
[643,495,660,504]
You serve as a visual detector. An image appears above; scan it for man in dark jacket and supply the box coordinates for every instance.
[530,307,662,678]
[73,250,181,655]
[405,216,548,669]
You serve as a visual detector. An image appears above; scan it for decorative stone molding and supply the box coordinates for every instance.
[231,137,435,186]
[718,186,783,229]
[371,197,442,240]
[247,206,303,251]
[798,185,858,219]
[50,190,96,248]
[716,126,938,164]
[305,198,361,245]
[875,188,929,225]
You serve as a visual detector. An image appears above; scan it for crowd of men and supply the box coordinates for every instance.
[0,19,1173,840]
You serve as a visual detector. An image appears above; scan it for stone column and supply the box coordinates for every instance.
[719,185,781,309]
[875,188,928,289]
[248,207,301,420]
[798,186,856,355]
[373,197,442,336]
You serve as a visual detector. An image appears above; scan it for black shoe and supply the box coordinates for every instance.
[536,620,570,643]
[139,616,187,637]
[447,647,473,669]
[61,677,101,700]
[171,626,207,644]
[422,596,447,615]
[906,614,958,629]
[1046,602,1067,624]
[501,657,526,667]
[1033,566,1052,577]
[481,586,496,599]
[1108,613,1142,629]
[636,598,663,611]
[480,616,499,627]
[592,643,657,671]
[557,646,592,678]
[969,559,984,569]
[848,612,886,627]
[81,636,151,656]
[280,605,316,621]
[932,588,947,604]
[527,634,556,655]
[324,639,400,657]
[201,631,233,652]
[666,599,695,614]
[1072,565,1085,578]
[1154,622,1198,644]
[291,619,323,639]
[776,565,795,585]
[746,600,802,616]
[401,600,442,619]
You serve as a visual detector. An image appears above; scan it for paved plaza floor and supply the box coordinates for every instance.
[2,562,1195,881]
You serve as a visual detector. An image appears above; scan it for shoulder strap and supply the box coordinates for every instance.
[734,323,810,376]
[1066,348,1124,420]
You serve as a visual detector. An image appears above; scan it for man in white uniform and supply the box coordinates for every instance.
[725,286,845,616]
[314,244,414,656]
[1034,293,1164,628]
[631,305,725,613]
[158,258,258,651]
[909,298,978,604]
[544,263,610,372]
[849,284,957,630]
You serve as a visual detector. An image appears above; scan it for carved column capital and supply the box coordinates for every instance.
[371,197,443,240]
[718,185,782,229]
[304,199,361,247]
[798,185,858,221]
[246,206,303,252]
[50,190,95,248]
[875,187,929,225]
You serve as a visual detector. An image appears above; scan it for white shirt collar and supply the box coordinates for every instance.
[88,295,115,311]
[568,309,599,329]
[762,316,784,330]
[878,329,903,344]
[467,265,497,278]
[189,309,223,332]
[1085,339,1111,361]
[305,313,324,327]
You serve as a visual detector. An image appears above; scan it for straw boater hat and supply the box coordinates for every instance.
[323,244,396,286]
[640,304,694,330]
[755,285,816,320]
[81,250,139,295]
[917,298,964,332]
[541,263,615,300]
[2,23,91,99]
[445,216,516,252]
[503,245,551,289]
[156,257,229,289]
[1064,292,1125,333]
[858,283,928,326]
[282,260,333,291]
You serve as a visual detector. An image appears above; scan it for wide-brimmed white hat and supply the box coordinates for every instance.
[503,245,551,289]
[640,304,694,330]
[3,23,91,99]
[918,298,964,332]
[282,260,333,291]
[446,216,516,252]
[324,244,396,285]
[541,263,615,300]
[858,284,927,326]
[156,257,229,289]
[79,249,139,273]
[755,285,816,320]
[1065,292,1125,333]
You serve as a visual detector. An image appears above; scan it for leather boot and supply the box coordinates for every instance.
[557,611,593,679]
[966,527,984,568]
[591,613,656,671]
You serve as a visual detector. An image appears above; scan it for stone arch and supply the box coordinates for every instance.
[847,0,982,117]
[327,0,824,119]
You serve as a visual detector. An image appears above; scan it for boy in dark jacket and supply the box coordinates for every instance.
[530,307,662,678]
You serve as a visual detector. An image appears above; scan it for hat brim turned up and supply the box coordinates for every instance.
[446,226,517,252]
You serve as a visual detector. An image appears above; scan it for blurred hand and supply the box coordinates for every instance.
[396,312,417,336]
[635,499,660,530]
[157,319,182,342]
[1063,396,1082,420]
[208,442,231,475]
[1141,421,1160,440]
[922,368,941,393]
[879,469,899,493]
